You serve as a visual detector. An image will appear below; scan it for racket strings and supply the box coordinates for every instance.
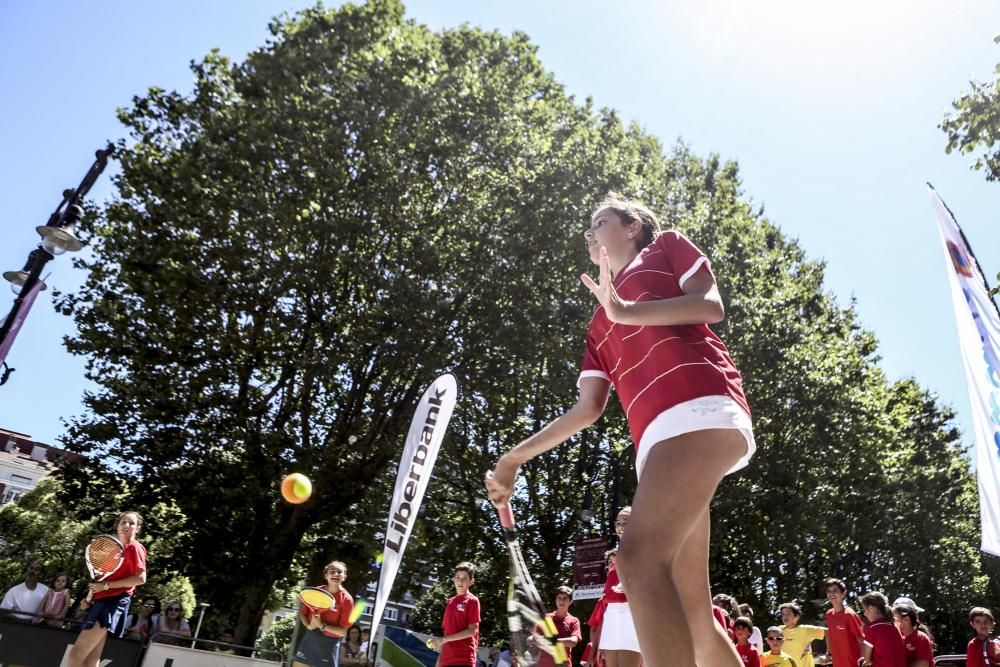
[505,538,569,667]
[87,537,124,571]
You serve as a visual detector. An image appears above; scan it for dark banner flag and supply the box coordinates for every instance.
[572,536,609,600]
[0,278,44,365]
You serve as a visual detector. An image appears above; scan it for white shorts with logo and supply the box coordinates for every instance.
[635,395,755,481]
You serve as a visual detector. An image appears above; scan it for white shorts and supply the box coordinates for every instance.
[601,602,640,652]
[635,395,755,480]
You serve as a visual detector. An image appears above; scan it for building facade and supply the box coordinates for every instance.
[0,427,71,505]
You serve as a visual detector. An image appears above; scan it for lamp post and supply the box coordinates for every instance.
[192,601,210,649]
[578,487,595,522]
[0,146,112,384]
[578,439,602,523]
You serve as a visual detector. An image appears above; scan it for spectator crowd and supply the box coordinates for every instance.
[3,557,999,667]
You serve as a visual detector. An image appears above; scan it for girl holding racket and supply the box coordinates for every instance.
[293,560,355,667]
[486,193,754,667]
[68,511,147,667]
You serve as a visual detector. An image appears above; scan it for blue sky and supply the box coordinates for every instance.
[1,0,998,449]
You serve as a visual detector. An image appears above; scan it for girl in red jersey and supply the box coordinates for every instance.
[859,592,906,667]
[891,604,933,667]
[68,511,147,667]
[487,193,755,667]
[294,560,355,667]
[588,511,640,667]
[584,549,614,667]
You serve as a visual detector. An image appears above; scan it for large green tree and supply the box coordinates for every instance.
[403,144,990,653]
[28,0,992,654]
[51,0,666,645]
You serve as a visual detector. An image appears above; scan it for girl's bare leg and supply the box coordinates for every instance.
[675,507,742,667]
[67,625,109,667]
[603,649,642,667]
[616,428,746,667]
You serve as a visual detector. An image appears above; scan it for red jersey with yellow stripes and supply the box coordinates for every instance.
[579,230,750,448]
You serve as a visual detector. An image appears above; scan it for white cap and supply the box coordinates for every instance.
[892,596,924,613]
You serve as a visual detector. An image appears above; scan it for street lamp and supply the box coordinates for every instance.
[0,146,112,384]
[2,253,48,296]
[37,203,84,255]
[578,488,595,522]
[192,601,210,649]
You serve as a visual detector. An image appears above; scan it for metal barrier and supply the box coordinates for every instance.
[143,632,282,666]
[0,615,144,667]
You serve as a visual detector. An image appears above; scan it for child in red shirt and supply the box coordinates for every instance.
[293,560,354,667]
[966,607,1000,667]
[891,603,932,667]
[859,592,905,667]
[734,616,762,667]
[824,578,863,667]
[428,562,481,667]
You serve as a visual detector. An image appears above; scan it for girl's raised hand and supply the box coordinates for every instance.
[581,246,629,323]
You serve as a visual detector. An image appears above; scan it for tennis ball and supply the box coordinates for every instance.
[281,473,313,504]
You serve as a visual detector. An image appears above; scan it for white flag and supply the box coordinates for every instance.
[928,184,1000,556]
[369,374,457,640]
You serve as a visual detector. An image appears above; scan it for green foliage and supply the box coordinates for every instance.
[940,36,1000,296]
[0,477,100,603]
[255,613,296,657]
[52,0,653,645]
[31,0,992,652]
[942,35,1000,182]
[407,578,450,636]
[143,575,198,619]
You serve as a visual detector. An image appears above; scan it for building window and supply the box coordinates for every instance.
[2,490,22,505]
[383,608,398,621]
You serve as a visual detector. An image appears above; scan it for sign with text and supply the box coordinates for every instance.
[572,536,609,600]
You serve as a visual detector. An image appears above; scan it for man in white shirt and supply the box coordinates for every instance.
[0,560,49,621]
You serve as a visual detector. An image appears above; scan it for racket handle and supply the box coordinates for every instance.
[496,502,515,530]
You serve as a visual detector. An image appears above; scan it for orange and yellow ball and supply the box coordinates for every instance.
[281,473,313,504]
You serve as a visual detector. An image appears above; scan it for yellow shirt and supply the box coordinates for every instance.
[780,624,825,667]
[761,651,797,667]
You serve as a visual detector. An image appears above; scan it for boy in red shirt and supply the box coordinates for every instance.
[734,616,762,667]
[824,578,863,667]
[428,562,481,667]
[537,586,582,667]
[966,607,1000,667]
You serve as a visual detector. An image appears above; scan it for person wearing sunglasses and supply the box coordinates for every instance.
[124,595,159,641]
[760,628,796,667]
[152,601,191,645]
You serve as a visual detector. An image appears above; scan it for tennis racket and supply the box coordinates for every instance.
[298,587,337,615]
[493,501,569,667]
[84,534,125,601]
